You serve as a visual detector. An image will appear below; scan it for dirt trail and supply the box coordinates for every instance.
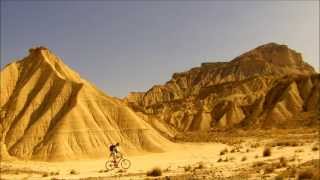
[1,143,227,179]
[1,141,319,179]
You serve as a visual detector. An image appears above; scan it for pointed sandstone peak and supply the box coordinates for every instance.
[18,46,82,82]
[27,46,58,64]
[1,47,173,161]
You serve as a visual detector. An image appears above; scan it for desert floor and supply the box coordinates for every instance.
[1,129,319,180]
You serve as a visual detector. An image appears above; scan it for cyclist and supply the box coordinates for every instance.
[109,142,120,165]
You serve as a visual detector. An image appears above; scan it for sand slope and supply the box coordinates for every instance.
[0,47,172,161]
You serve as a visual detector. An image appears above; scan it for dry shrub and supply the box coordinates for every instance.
[50,171,59,176]
[250,143,260,148]
[42,172,49,177]
[223,157,230,162]
[230,145,241,153]
[279,157,287,167]
[241,156,247,161]
[254,155,259,159]
[295,149,304,153]
[272,162,283,169]
[289,157,296,162]
[146,167,162,177]
[297,169,314,180]
[270,139,303,147]
[70,169,78,175]
[263,147,271,157]
[312,146,319,151]
[183,165,192,172]
[264,166,274,174]
[118,169,126,173]
[274,175,284,180]
[252,161,266,168]
[287,166,297,177]
[220,148,228,155]
[217,156,230,162]
[198,162,205,169]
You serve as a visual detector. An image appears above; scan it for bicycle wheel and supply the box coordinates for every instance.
[120,159,131,169]
[105,160,115,170]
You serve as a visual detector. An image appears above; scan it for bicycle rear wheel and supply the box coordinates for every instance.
[105,160,115,170]
[120,159,131,169]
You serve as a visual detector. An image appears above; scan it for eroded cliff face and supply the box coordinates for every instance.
[0,47,173,161]
[125,43,319,132]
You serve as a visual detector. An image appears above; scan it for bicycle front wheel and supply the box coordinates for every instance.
[105,160,115,170]
[120,159,131,169]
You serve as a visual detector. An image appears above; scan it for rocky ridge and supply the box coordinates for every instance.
[125,43,319,133]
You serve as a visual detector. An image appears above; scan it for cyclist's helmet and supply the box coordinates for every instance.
[116,142,120,146]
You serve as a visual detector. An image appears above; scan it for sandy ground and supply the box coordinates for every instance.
[1,137,319,180]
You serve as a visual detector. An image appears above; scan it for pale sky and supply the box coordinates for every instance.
[1,1,319,97]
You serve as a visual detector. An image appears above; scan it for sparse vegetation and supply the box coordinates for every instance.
[287,166,297,177]
[252,161,266,168]
[241,156,247,161]
[163,166,171,172]
[270,139,303,147]
[183,165,192,172]
[274,175,284,180]
[42,172,49,177]
[220,148,228,155]
[230,145,241,153]
[279,157,287,167]
[250,143,260,148]
[70,169,78,175]
[146,167,162,177]
[295,149,304,153]
[50,171,59,176]
[312,145,319,151]
[117,169,126,173]
[264,166,274,174]
[288,156,296,162]
[297,169,314,180]
[197,162,205,169]
[263,147,271,157]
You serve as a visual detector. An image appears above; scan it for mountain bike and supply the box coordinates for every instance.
[105,152,131,170]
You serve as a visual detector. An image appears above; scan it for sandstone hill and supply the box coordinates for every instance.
[125,43,319,133]
[0,47,172,161]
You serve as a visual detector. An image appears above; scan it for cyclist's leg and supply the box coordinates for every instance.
[112,151,118,163]
[112,151,119,167]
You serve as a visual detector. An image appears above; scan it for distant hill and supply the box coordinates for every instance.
[0,47,172,161]
[125,43,319,133]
